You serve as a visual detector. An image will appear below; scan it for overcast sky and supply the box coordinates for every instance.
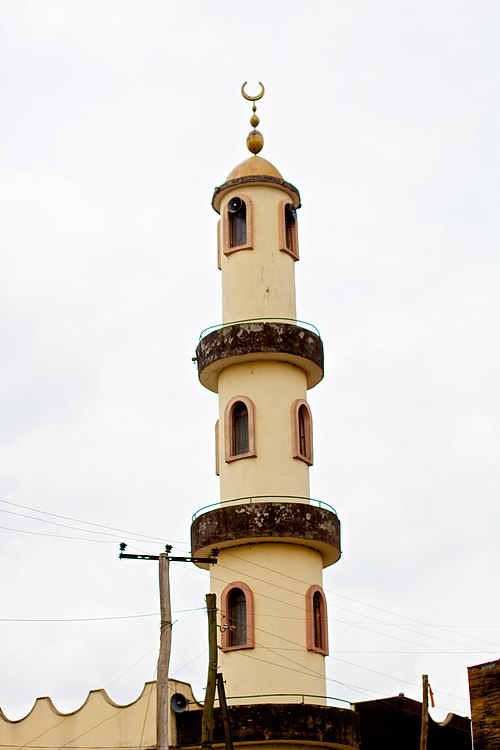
[1,0,499,728]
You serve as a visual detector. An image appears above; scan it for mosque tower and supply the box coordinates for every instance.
[191,84,343,709]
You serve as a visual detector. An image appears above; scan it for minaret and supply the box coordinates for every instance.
[191,84,341,705]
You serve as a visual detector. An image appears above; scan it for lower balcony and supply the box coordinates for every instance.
[175,702,360,750]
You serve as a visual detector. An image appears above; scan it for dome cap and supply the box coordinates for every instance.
[226,155,283,181]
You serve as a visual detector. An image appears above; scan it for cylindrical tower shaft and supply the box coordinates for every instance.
[192,98,341,706]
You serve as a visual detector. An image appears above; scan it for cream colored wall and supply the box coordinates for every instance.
[220,186,297,324]
[213,163,332,712]
[218,361,310,502]
[0,680,197,750]
[212,543,327,704]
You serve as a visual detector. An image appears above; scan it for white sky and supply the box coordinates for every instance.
[1,0,499,728]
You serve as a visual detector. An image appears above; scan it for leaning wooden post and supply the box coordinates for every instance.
[216,673,234,750]
[201,593,218,750]
[420,674,429,750]
[156,553,171,750]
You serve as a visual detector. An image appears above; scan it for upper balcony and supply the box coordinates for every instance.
[195,319,324,392]
[190,497,341,570]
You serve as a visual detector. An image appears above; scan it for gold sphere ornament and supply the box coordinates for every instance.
[250,113,259,128]
[246,129,264,154]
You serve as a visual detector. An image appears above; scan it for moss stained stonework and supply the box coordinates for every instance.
[191,501,341,568]
[176,703,360,749]
[196,322,324,392]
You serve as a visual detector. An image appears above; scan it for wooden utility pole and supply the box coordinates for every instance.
[156,552,171,750]
[216,673,234,750]
[201,593,218,750]
[420,674,429,750]
[118,544,218,750]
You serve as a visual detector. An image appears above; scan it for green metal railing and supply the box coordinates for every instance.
[194,692,352,707]
[199,317,321,341]
[192,495,337,522]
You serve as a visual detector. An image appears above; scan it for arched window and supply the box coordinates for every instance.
[306,585,328,654]
[224,396,256,462]
[279,199,299,260]
[229,198,247,247]
[233,402,248,455]
[221,582,254,651]
[223,194,254,255]
[291,399,313,465]
[228,588,246,646]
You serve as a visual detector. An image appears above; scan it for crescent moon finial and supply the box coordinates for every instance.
[241,81,265,102]
[241,82,265,154]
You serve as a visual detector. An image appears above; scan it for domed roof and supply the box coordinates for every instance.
[226,155,283,181]
[212,152,300,213]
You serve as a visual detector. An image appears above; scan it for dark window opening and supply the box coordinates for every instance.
[298,405,307,457]
[228,197,247,248]
[284,202,296,252]
[293,400,312,464]
[232,402,249,455]
[306,585,328,654]
[228,588,247,646]
[313,591,324,650]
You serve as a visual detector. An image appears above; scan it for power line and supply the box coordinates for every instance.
[170,647,207,678]
[221,607,470,708]
[0,608,204,623]
[333,617,483,660]
[0,509,167,547]
[212,554,499,652]
[334,650,494,654]
[0,525,117,542]
[0,498,166,543]
[0,613,158,623]
[0,498,494,644]
[170,555,498,665]
[221,550,500,649]
[2,500,487,643]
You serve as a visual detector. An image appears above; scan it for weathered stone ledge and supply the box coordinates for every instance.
[176,702,360,749]
[191,501,341,569]
[196,322,324,392]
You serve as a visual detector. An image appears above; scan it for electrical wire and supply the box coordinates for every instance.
[170,647,207,678]
[165,541,496,647]
[0,614,158,623]
[211,555,498,653]
[137,676,155,750]
[0,508,147,540]
[221,550,500,649]
[0,498,168,543]
[333,617,488,659]
[2,501,486,646]
[170,564,475,713]
[0,525,118,542]
[0,500,486,723]
[237,615,470,704]
[170,556,498,670]
[8,670,157,749]
[232,646,469,718]
[0,607,204,623]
